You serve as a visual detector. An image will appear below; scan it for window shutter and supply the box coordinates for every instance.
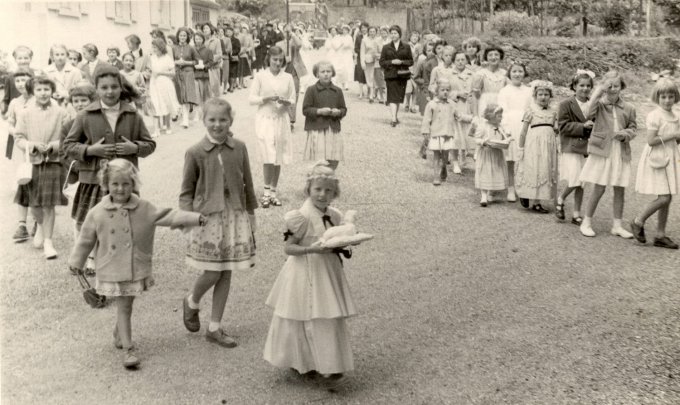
[130,0,137,22]
[150,1,160,25]
[105,1,115,18]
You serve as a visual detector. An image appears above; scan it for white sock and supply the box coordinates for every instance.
[270,188,277,198]
[208,321,220,332]
[582,216,592,227]
[187,294,200,310]
[612,219,623,229]
[573,210,580,218]
[557,196,564,205]
[263,186,270,197]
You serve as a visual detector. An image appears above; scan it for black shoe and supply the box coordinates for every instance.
[390,121,397,127]
[520,198,530,208]
[630,220,646,244]
[653,236,678,249]
[183,296,200,333]
[531,204,549,214]
[555,204,565,220]
[571,216,583,226]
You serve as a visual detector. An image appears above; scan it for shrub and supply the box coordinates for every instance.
[593,1,630,35]
[232,0,267,15]
[489,11,540,37]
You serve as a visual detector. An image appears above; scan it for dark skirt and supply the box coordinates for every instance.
[28,162,67,207]
[176,68,199,105]
[386,79,407,104]
[13,184,30,207]
[71,183,105,225]
[229,60,240,79]
[354,61,366,84]
[238,57,251,77]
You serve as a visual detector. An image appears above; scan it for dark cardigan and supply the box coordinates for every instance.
[557,96,591,155]
[379,40,414,80]
[302,81,347,132]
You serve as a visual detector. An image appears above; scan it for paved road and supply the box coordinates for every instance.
[1,86,679,404]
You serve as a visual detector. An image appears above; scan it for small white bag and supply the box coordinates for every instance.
[16,147,32,185]
[63,160,79,199]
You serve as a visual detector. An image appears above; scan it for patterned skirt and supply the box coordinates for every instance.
[27,162,67,207]
[195,78,211,103]
[97,276,155,297]
[304,129,343,161]
[71,183,105,226]
[186,200,255,271]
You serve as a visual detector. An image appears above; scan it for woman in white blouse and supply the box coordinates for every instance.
[249,46,295,208]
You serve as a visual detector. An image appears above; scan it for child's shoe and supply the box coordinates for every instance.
[205,328,237,348]
[269,196,282,207]
[261,195,270,209]
[182,296,201,332]
[653,236,679,249]
[33,225,44,249]
[580,222,596,237]
[43,239,58,260]
[452,162,462,174]
[630,220,646,243]
[122,348,140,369]
[610,226,633,239]
[12,224,29,243]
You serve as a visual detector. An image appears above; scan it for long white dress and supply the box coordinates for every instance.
[148,54,180,117]
[337,34,355,87]
[264,200,356,374]
[249,68,296,165]
[497,84,532,161]
[635,108,680,195]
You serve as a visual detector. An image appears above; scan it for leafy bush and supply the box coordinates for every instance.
[232,0,267,15]
[593,1,630,35]
[489,11,540,37]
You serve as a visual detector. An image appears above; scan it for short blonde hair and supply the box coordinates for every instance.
[304,161,340,198]
[313,60,336,78]
[603,70,626,90]
[202,97,235,121]
[99,159,140,194]
[650,78,680,105]
[482,103,503,121]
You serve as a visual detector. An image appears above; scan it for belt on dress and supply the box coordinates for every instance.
[530,123,554,129]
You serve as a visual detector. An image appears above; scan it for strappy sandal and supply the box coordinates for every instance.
[571,216,583,226]
[555,203,566,220]
[269,196,282,207]
[531,204,549,214]
[260,195,270,209]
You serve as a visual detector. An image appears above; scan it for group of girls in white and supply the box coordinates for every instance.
[417,39,680,249]
[4,34,354,390]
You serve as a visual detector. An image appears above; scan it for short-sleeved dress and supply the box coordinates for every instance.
[264,199,356,375]
[635,108,680,195]
[515,105,558,201]
[497,84,532,162]
[149,54,181,117]
[173,44,200,105]
[474,121,509,191]
[249,69,295,165]
[472,68,508,118]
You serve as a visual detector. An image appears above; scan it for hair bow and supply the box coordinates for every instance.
[576,69,596,79]
[650,70,672,82]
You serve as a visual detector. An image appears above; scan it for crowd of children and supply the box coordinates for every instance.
[2,28,680,394]
[415,36,680,249]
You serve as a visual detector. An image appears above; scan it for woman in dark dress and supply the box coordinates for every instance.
[226,26,241,92]
[378,25,413,127]
[353,22,368,99]
[173,27,200,128]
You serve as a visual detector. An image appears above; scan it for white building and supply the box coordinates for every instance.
[0,0,221,68]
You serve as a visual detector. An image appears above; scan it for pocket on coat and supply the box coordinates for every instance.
[589,131,607,149]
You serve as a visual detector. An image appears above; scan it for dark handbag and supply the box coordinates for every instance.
[396,69,412,79]
[75,269,107,308]
[5,133,14,160]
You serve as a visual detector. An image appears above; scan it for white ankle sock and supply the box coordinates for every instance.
[270,188,277,198]
[263,186,270,197]
[557,196,564,205]
[208,322,220,332]
[187,294,200,309]
[582,217,592,227]
[573,210,580,217]
[613,219,623,229]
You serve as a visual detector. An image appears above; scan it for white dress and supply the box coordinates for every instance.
[264,199,356,374]
[249,69,295,165]
[148,54,180,117]
[337,34,355,86]
[635,108,680,195]
[497,84,532,161]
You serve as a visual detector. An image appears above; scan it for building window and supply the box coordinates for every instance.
[151,0,172,29]
[193,6,210,26]
[106,1,133,24]
[59,2,81,18]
